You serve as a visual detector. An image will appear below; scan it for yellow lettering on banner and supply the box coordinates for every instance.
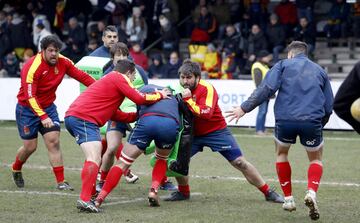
[28,97,45,116]
[26,54,42,83]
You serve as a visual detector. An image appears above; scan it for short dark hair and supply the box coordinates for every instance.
[36,23,45,30]
[110,42,129,58]
[40,35,62,50]
[287,41,308,56]
[178,59,201,78]
[103,25,118,37]
[114,59,135,74]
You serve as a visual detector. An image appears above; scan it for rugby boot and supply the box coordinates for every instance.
[163,191,190,201]
[12,171,24,188]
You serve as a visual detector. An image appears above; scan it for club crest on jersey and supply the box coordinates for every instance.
[23,125,30,135]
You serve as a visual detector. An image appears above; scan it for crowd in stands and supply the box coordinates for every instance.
[0,0,360,79]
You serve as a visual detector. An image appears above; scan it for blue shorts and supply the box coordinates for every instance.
[64,116,101,145]
[191,128,242,161]
[128,116,179,150]
[16,103,60,140]
[106,120,127,137]
[275,120,323,150]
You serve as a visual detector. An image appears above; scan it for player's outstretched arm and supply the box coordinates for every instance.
[225,106,246,124]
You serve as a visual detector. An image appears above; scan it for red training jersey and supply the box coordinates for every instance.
[184,79,227,136]
[17,53,95,120]
[65,71,163,126]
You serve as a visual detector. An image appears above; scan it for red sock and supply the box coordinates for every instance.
[100,170,108,182]
[178,185,190,197]
[276,162,292,197]
[115,143,123,160]
[97,165,123,201]
[151,159,167,190]
[161,176,168,185]
[101,138,107,157]
[80,161,99,202]
[307,163,323,192]
[258,184,270,196]
[52,166,65,183]
[12,155,25,171]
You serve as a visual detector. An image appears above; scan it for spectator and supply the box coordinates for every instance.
[295,0,314,23]
[274,0,298,38]
[148,53,166,79]
[126,6,147,48]
[129,41,149,70]
[31,8,51,48]
[1,52,20,77]
[266,14,286,62]
[220,48,237,79]
[34,23,52,52]
[352,1,360,38]
[159,15,179,59]
[219,24,245,74]
[323,0,351,39]
[0,25,10,59]
[0,10,8,30]
[212,0,231,39]
[67,17,87,52]
[19,49,34,71]
[196,5,217,41]
[86,38,99,55]
[7,12,32,59]
[202,43,221,79]
[246,0,269,30]
[88,20,106,46]
[164,51,182,78]
[245,24,268,74]
[294,17,316,55]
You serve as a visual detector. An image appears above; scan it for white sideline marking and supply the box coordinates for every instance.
[103,192,202,207]
[191,175,360,187]
[0,190,79,197]
[2,163,359,187]
[0,190,125,200]
[1,126,358,141]
[232,134,360,141]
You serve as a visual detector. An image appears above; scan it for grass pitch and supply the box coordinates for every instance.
[0,121,359,223]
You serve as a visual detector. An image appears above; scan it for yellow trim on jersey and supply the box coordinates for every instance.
[26,53,42,83]
[145,92,161,101]
[185,98,201,115]
[121,73,135,88]
[199,80,214,107]
[28,97,45,116]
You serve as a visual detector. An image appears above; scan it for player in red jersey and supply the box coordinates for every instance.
[12,35,95,191]
[64,59,170,213]
[164,60,284,204]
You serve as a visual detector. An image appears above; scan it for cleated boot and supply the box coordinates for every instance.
[12,171,24,188]
[304,190,320,221]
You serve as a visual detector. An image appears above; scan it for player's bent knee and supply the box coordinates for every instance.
[232,157,249,171]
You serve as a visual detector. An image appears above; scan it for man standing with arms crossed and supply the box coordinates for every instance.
[226,41,334,220]
[12,35,96,190]
[164,60,284,204]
